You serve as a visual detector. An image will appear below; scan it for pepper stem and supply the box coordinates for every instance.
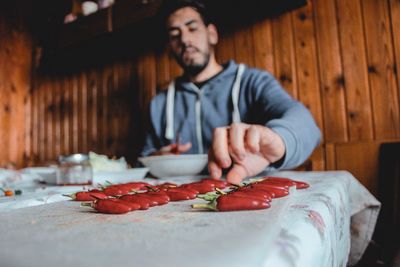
[62,193,75,199]
[81,202,92,207]
[215,188,226,195]
[191,199,218,211]
[197,192,218,201]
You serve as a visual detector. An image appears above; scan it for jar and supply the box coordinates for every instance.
[57,154,92,185]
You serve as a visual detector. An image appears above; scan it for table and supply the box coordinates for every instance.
[0,171,380,267]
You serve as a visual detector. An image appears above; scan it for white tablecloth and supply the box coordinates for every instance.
[0,171,380,267]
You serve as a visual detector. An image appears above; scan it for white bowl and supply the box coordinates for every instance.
[93,168,149,185]
[138,154,208,178]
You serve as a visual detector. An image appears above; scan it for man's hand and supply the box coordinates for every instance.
[150,142,192,156]
[208,123,286,184]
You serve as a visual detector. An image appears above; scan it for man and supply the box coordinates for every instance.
[140,0,321,184]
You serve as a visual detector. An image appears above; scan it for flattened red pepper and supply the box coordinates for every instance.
[192,195,270,212]
[250,184,289,198]
[236,187,274,200]
[257,180,291,189]
[181,182,215,194]
[102,185,133,196]
[84,199,132,214]
[142,192,170,205]
[165,191,192,201]
[155,182,178,190]
[121,182,152,191]
[65,191,108,201]
[108,198,141,211]
[131,194,158,207]
[229,191,272,202]
[119,195,151,210]
[200,178,228,189]
[166,188,197,198]
[263,177,310,189]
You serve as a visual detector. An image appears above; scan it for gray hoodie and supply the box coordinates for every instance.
[141,60,321,170]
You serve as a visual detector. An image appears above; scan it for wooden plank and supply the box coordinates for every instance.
[67,74,75,155]
[292,2,323,129]
[72,73,79,153]
[361,0,400,139]
[310,146,325,171]
[271,12,298,99]
[79,72,88,153]
[87,69,98,153]
[334,141,382,196]
[325,143,336,170]
[215,31,236,65]
[168,53,183,80]
[54,77,62,160]
[335,0,374,141]
[233,25,255,66]
[38,76,46,162]
[251,19,275,74]
[44,77,52,161]
[104,64,114,153]
[137,53,157,113]
[155,48,171,92]
[313,0,348,142]
[389,0,400,122]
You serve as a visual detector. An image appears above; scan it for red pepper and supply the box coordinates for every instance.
[229,191,272,202]
[65,191,108,201]
[236,187,274,200]
[181,182,215,194]
[166,188,197,198]
[119,195,151,210]
[263,177,310,189]
[130,194,158,207]
[165,191,192,201]
[257,180,291,189]
[192,195,270,212]
[250,184,289,198]
[102,185,133,196]
[142,192,170,205]
[85,199,132,214]
[200,178,228,189]
[155,182,178,190]
[89,189,103,193]
[121,182,152,191]
[108,198,141,211]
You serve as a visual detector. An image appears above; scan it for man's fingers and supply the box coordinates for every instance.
[178,142,192,152]
[229,123,248,161]
[208,150,222,179]
[245,125,261,153]
[226,164,249,185]
[212,127,231,168]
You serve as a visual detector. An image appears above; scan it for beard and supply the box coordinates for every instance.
[174,46,211,76]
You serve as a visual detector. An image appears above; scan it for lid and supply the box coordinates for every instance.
[59,153,89,164]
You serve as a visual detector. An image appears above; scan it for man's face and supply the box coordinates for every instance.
[166,7,217,75]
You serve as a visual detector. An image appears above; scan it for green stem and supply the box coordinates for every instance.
[62,193,75,199]
[197,192,218,201]
[215,188,226,195]
[81,202,92,207]
[191,201,218,211]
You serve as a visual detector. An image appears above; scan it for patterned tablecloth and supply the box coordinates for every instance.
[0,171,380,267]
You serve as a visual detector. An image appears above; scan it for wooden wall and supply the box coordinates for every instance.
[0,2,33,168]
[12,0,400,194]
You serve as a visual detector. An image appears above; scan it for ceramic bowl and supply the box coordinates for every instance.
[138,154,208,178]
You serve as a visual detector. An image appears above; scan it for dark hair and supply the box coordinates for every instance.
[158,0,211,28]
